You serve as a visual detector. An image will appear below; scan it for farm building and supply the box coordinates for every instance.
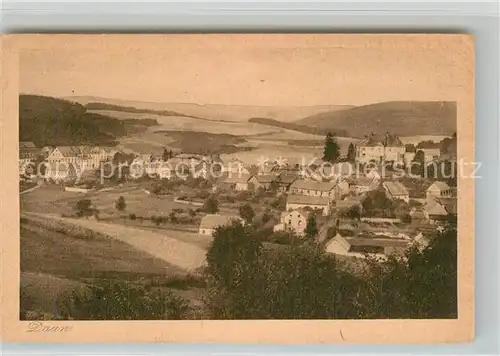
[274,208,311,236]
[286,195,330,216]
[198,214,244,236]
[426,181,453,199]
[383,181,410,203]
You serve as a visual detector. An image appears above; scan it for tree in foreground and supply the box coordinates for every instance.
[411,150,426,177]
[304,214,319,239]
[239,203,255,224]
[75,199,93,217]
[115,196,126,212]
[204,221,337,319]
[203,195,219,214]
[347,143,356,163]
[334,227,458,319]
[204,222,457,320]
[56,281,190,320]
[322,132,340,163]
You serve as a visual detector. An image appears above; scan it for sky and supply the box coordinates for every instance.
[19,35,468,107]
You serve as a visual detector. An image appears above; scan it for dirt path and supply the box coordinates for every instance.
[23,212,207,272]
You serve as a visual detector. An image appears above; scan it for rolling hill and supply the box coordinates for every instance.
[294,101,456,137]
[248,117,348,137]
[63,96,353,123]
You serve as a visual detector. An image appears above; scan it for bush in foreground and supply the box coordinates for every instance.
[56,281,190,320]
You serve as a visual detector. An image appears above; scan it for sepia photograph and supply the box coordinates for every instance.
[2,34,474,343]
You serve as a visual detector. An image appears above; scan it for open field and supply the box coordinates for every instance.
[24,212,207,271]
[21,184,209,217]
[90,110,284,136]
[21,222,180,281]
[20,220,206,319]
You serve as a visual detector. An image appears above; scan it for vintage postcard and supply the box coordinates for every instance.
[1,34,474,343]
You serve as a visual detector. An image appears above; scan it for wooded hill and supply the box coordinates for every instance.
[19,95,158,147]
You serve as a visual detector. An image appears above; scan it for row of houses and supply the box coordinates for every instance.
[354,132,444,165]
[19,142,118,178]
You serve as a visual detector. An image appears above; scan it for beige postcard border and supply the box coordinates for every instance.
[0,34,474,343]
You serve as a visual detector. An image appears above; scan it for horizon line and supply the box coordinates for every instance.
[19,92,457,108]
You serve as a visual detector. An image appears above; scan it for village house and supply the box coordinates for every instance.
[403,145,416,166]
[189,160,215,179]
[44,162,78,183]
[422,198,449,223]
[40,146,55,158]
[348,176,380,195]
[99,147,119,162]
[325,231,412,259]
[19,142,40,175]
[289,179,337,199]
[416,142,441,162]
[355,133,405,165]
[45,145,115,171]
[365,166,382,180]
[254,173,278,190]
[310,162,355,182]
[133,153,153,165]
[145,161,172,179]
[426,181,453,199]
[47,146,93,171]
[80,146,105,169]
[275,172,298,192]
[410,207,429,225]
[382,181,410,203]
[434,196,457,215]
[222,158,250,176]
[198,214,244,236]
[221,174,256,191]
[259,160,279,174]
[334,180,351,198]
[286,195,331,216]
[331,199,363,216]
[273,209,311,236]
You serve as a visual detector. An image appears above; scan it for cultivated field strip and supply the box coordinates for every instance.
[22,212,207,272]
